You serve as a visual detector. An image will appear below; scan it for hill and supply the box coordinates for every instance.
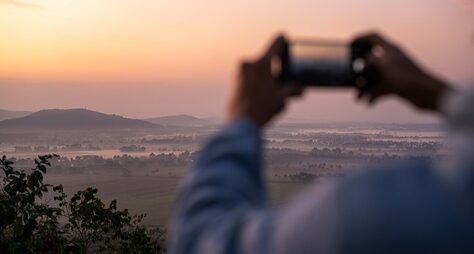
[0,109,32,121]
[145,114,211,127]
[0,108,158,131]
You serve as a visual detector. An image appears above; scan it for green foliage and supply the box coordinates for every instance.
[0,155,165,253]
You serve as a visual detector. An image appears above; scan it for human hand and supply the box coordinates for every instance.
[353,32,452,112]
[228,35,304,127]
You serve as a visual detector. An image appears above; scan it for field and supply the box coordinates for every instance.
[44,173,307,226]
[7,123,444,228]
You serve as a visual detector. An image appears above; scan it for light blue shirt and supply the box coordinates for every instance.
[169,117,474,253]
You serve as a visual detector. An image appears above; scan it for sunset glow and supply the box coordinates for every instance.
[1,0,473,121]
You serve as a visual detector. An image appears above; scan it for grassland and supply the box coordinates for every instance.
[44,173,307,226]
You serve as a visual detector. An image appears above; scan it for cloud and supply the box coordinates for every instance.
[0,0,40,8]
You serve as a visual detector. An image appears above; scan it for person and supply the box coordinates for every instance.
[168,33,474,254]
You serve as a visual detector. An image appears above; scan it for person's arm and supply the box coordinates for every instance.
[168,120,269,254]
[353,32,474,131]
[169,36,303,254]
[353,32,453,112]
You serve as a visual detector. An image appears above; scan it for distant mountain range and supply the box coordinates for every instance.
[0,109,32,121]
[144,114,212,127]
[0,109,157,131]
[0,108,441,131]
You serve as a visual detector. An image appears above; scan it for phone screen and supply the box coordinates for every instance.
[289,41,352,86]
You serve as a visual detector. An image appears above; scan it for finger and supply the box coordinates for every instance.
[359,90,371,103]
[262,34,287,62]
[238,61,250,80]
[363,52,384,77]
[368,93,381,105]
[356,88,366,100]
[352,32,393,49]
[276,101,286,115]
[241,60,259,77]
[290,88,304,97]
[367,87,387,105]
[280,86,304,99]
[241,61,252,72]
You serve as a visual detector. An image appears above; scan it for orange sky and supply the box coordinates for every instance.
[1,0,473,122]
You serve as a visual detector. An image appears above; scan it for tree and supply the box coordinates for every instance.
[0,155,165,253]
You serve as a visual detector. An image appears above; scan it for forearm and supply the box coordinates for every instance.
[169,120,269,254]
[406,74,452,112]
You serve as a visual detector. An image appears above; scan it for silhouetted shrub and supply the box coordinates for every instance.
[0,155,165,253]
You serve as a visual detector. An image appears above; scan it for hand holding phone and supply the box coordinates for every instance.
[272,38,374,88]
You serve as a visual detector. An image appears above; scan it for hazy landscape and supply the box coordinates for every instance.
[0,108,445,226]
[2,0,472,251]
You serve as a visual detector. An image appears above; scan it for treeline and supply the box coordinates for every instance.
[266,133,442,151]
[9,151,197,175]
[265,147,435,173]
[276,171,345,183]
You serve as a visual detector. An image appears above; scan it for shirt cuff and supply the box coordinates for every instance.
[225,118,260,135]
[440,89,474,131]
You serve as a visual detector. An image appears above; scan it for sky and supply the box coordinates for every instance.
[0,0,473,123]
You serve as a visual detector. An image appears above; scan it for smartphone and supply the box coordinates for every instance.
[273,39,372,87]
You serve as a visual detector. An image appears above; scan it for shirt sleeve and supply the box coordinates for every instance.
[441,88,474,131]
[168,119,274,254]
[167,115,474,254]
[439,88,474,182]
